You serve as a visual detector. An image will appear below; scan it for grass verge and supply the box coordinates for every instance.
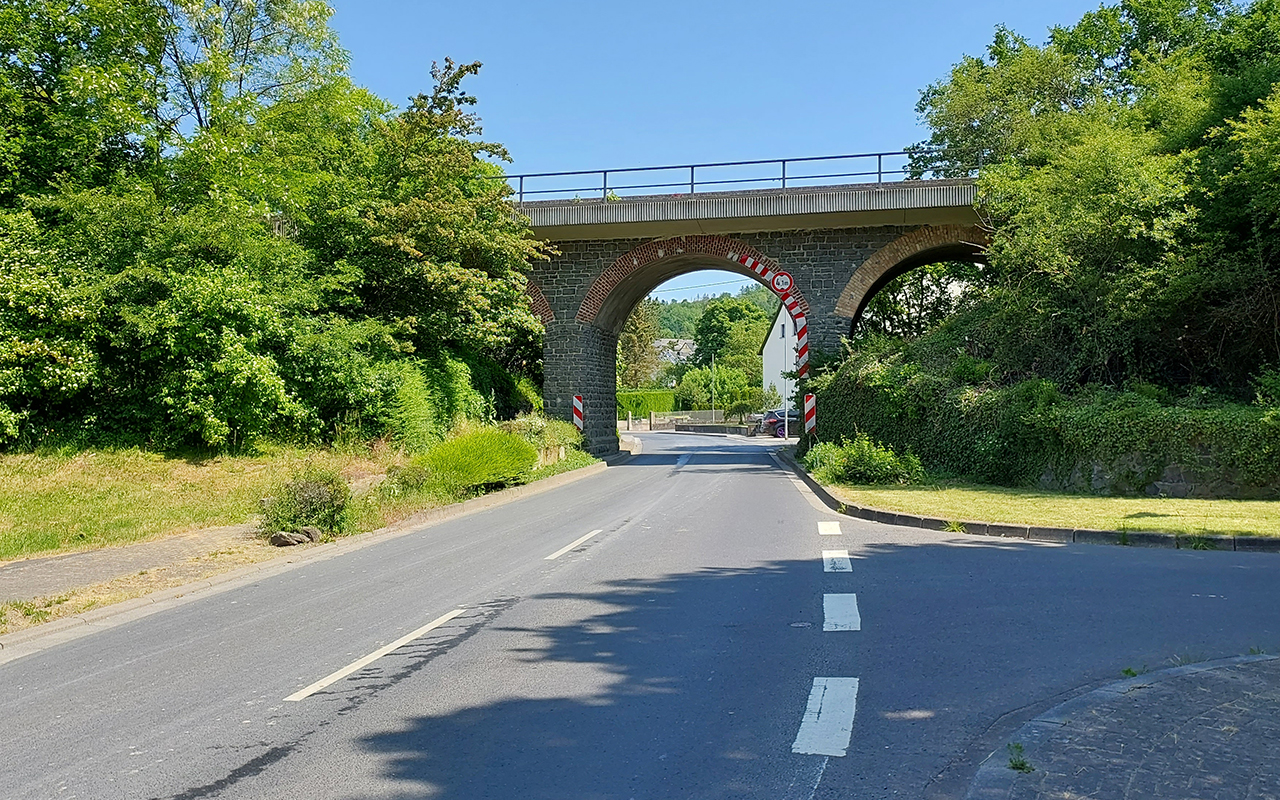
[822,481,1280,538]
[0,446,602,635]
[1,441,602,563]
[0,444,391,562]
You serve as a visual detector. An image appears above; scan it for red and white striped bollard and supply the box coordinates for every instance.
[804,394,816,434]
[572,395,584,432]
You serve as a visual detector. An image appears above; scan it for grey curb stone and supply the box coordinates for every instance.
[963,654,1280,800]
[961,521,990,537]
[1125,530,1177,548]
[771,447,1278,555]
[1185,533,1234,551]
[1236,536,1280,553]
[1073,528,1122,546]
[0,459,613,661]
[1028,526,1072,543]
[987,523,1029,539]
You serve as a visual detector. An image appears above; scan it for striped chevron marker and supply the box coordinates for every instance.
[727,253,810,378]
[804,393,816,433]
[572,395,583,432]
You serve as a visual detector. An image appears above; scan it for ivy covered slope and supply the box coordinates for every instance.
[813,0,1280,498]
[0,0,546,451]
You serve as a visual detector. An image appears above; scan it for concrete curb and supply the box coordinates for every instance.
[674,424,754,436]
[963,654,1280,799]
[0,459,611,663]
[772,448,1280,554]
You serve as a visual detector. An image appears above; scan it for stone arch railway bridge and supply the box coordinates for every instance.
[515,152,986,456]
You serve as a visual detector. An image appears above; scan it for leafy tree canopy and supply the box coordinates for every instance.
[0,1,547,449]
[690,296,769,369]
[905,0,1280,392]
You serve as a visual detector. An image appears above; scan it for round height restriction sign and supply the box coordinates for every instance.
[770,271,793,293]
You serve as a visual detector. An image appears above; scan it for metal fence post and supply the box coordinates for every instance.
[602,170,609,199]
[877,153,883,184]
[781,159,787,190]
[518,175,524,203]
[689,165,695,194]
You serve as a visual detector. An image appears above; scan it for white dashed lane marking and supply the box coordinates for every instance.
[822,594,861,631]
[792,677,860,756]
[818,521,842,536]
[284,608,467,701]
[822,550,852,572]
[544,529,604,561]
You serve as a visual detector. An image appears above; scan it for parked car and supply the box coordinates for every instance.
[758,408,800,437]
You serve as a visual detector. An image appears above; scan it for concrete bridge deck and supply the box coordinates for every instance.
[521,178,978,240]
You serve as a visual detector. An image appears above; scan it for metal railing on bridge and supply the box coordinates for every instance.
[488,150,974,204]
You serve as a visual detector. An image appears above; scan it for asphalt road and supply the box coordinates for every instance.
[4,432,1280,799]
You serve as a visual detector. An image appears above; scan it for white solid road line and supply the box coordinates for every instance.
[822,550,852,572]
[792,677,860,756]
[823,594,861,631]
[544,529,604,561]
[818,520,842,536]
[284,608,467,701]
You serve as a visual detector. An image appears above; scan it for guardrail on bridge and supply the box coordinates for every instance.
[489,150,975,204]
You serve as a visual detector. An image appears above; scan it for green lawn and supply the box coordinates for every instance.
[824,482,1280,538]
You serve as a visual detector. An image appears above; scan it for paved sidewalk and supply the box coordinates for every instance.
[967,655,1280,800]
[0,524,257,602]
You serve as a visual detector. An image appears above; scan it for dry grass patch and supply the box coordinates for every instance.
[824,482,1280,538]
[0,538,302,636]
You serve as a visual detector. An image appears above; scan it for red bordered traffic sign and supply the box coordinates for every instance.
[770,271,794,293]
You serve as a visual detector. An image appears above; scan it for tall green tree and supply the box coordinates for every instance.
[690,296,768,368]
[618,298,661,389]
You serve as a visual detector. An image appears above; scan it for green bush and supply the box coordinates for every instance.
[261,464,351,534]
[421,427,538,491]
[500,413,582,451]
[803,435,925,485]
[616,390,675,419]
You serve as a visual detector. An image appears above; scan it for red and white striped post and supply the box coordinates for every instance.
[804,394,816,434]
[572,395,584,432]
[729,252,810,379]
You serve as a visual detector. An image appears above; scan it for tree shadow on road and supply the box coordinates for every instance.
[348,537,1280,800]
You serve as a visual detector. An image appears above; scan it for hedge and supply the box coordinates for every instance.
[617,390,675,419]
[812,341,1280,495]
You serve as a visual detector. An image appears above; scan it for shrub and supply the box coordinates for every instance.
[500,413,583,451]
[803,434,926,485]
[421,427,538,491]
[385,363,441,453]
[261,464,351,534]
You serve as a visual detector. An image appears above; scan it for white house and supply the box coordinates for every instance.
[759,305,797,410]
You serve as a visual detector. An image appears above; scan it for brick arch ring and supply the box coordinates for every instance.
[524,279,554,326]
[834,224,990,322]
[576,235,813,377]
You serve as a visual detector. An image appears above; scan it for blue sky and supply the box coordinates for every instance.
[329,0,1101,301]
